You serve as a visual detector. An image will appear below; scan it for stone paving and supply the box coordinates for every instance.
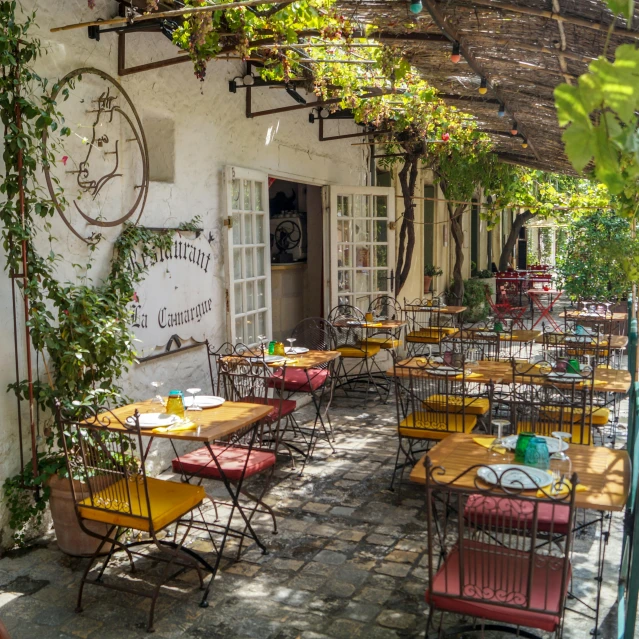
[0,383,627,639]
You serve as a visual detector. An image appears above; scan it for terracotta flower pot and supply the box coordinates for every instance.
[424,275,432,293]
[47,473,114,557]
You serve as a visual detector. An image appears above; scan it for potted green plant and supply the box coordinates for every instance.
[424,265,443,294]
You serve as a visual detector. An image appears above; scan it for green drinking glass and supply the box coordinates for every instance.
[514,432,535,463]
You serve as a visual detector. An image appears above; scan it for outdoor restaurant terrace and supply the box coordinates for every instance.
[1,1,639,639]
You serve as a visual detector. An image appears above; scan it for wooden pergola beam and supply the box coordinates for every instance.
[422,0,541,162]
[456,0,639,41]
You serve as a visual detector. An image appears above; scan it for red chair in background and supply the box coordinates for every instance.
[486,287,527,329]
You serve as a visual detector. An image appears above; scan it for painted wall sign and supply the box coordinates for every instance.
[128,231,213,357]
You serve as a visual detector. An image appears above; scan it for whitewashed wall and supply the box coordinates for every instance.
[0,0,371,547]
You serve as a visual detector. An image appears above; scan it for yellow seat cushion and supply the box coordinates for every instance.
[399,411,477,439]
[78,476,205,533]
[337,343,381,358]
[406,327,456,344]
[364,337,402,349]
[517,421,592,446]
[422,394,490,416]
[539,405,610,426]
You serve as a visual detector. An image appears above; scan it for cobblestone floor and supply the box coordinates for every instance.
[0,384,627,639]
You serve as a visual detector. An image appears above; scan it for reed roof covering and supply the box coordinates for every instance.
[338,0,639,174]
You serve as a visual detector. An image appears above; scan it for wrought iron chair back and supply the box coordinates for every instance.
[57,405,155,533]
[448,325,504,361]
[328,304,367,350]
[206,341,287,446]
[510,358,596,445]
[395,357,485,439]
[425,457,577,634]
[291,317,335,351]
[368,295,402,320]
[403,296,445,329]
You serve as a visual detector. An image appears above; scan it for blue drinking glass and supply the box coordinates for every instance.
[524,437,550,471]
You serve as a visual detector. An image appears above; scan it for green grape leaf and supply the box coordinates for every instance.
[562,122,595,172]
[605,0,635,19]
[554,83,591,127]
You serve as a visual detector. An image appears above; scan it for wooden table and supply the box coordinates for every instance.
[560,310,628,336]
[280,350,341,369]
[404,304,467,315]
[449,329,541,343]
[534,333,628,349]
[97,399,273,442]
[389,359,631,394]
[333,320,405,330]
[409,433,630,512]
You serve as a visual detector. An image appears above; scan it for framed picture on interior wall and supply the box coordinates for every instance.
[443,223,448,247]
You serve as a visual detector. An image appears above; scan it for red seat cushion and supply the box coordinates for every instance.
[243,396,297,420]
[425,539,569,633]
[464,494,570,535]
[267,368,329,393]
[172,445,275,481]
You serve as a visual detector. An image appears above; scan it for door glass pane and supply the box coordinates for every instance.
[233,213,241,245]
[338,220,351,243]
[245,248,255,278]
[256,247,265,276]
[246,281,255,312]
[235,317,244,343]
[355,294,370,310]
[337,195,350,217]
[338,245,351,268]
[355,269,371,292]
[353,195,363,218]
[375,270,388,291]
[374,220,387,243]
[234,248,243,279]
[257,279,266,309]
[243,179,252,210]
[255,182,264,211]
[338,294,352,306]
[255,214,264,243]
[338,270,351,293]
[234,283,243,314]
[232,179,241,210]
[244,214,254,244]
[245,313,256,344]
[354,220,370,243]
[375,196,388,218]
[356,246,370,267]
[374,245,387,267]
[257,311,266,337]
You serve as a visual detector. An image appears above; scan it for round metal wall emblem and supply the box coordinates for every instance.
[43,67,149,243]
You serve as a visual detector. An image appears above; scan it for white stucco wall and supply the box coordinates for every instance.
[0,0,371,547]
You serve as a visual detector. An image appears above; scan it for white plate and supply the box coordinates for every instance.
[501,434,569,454]
[184,396,225,409]
[548,372,583,380]
[477,464,553,490]
[129,413,179,430]
[285,346,310,355]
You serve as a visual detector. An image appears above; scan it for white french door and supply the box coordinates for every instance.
[325,186,396,311]
[224,166,272,346]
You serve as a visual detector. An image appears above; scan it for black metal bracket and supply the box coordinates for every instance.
[137,336,206,364]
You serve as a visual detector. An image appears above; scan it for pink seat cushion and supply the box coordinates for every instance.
[243,396,297,420]
[172,446,275,481]
[464,494,570,535]
[425,539,569,633]
[267,368,329,393]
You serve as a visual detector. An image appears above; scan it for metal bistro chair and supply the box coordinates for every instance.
[267,317,338,464]
[328,304,388,402]
[365,295,404,353]
[172,343,289,558]
[424,457,577,638]
[390,355,491,495]
[403,297,457,357]
[56,403,212,632]
[510,358,597,446]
